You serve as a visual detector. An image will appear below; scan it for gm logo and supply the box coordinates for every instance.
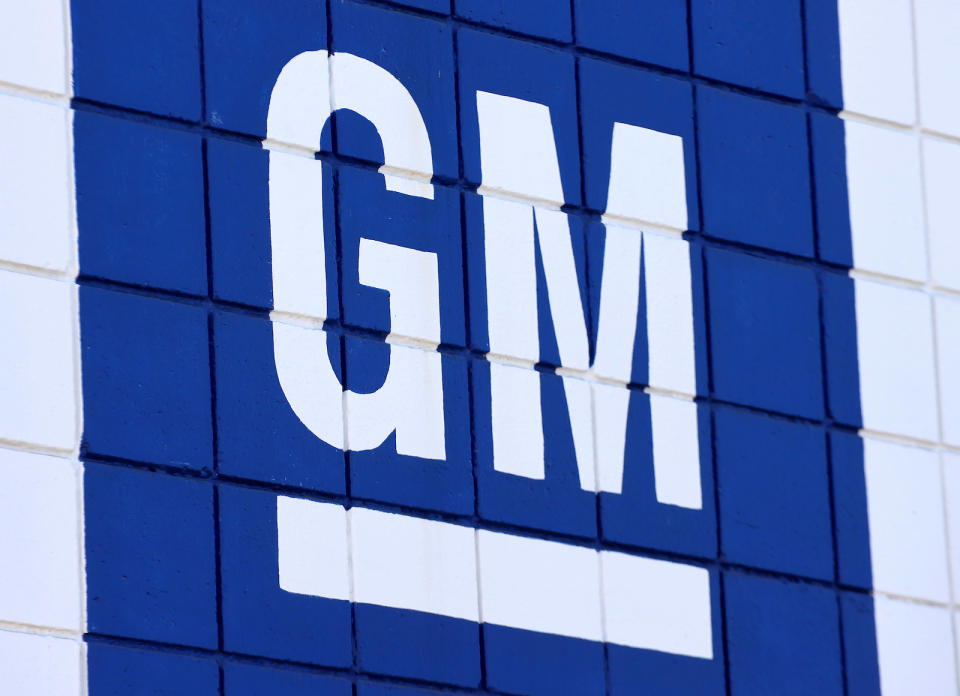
[267,50,711,660]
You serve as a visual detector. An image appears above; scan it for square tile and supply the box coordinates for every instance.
[84,464,217,648]
[386,0,449,11]
[220,487,352,667]
[942,453,960,600]
[0,449,81,631]
[842,121,926,281]
[0,630,82,695]
[203,0,327,138]
[214,312,346,493]
[837,0,916,124]
[80,286,212,470]
[810,113,853,266]
[578,57,697,231]
[830,433,873,589]
[457,28,580,205]
[0,269,77,452]
[859,438,950,602]
[344,335,472,515]
[72,0,201,119]
[331,0,458,180]
[224,662,351,696]
[455,0,571,41]
[805,0,844,108]
[715,408,834,580]
[574,0,688,71]
[88,643,219,696]
[913,0,960,136]
[936,296,960,446]
[724,572,843,696]
[0,0,68,94]
[853,279,938,441]
[338,166,465,347]
[923,137,960,291]
[821,273,861,426]
[0,94,74,273]
[691,0,804,98]
[705,248,823,419]
[697,86,813,256]
[873,596,957,695]
[74,111,206,295]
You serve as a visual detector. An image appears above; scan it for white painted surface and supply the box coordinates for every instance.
[913,0,960,137]
[0,270,78,451]
[0,94,74,274]
[838,0,917,124]
[936,296,960,447]
[649,394,702,510]
[601,551,712,658]
[0,0,68,96]
[922,137,960,291]
[845,121,927,282]
[864,438,950,603]
[0,630,83,696]
[277,496,351,601]
[873,596,957,695]
[941,453,960,601]
[855,279,939,443]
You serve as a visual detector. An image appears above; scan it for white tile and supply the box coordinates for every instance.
[0,0,68,95]
[942,452,960,601]
[855,279,939,442]
[864,438,950,603]
[649,394,702,510]
[874,597,957,696]
[0,449,81,631]
[845,121,927,282]
[923,137,960,291]
[0,270,78,451]
[0,630,82,696]
[604,123,687,230]
[0,94,74,274]
[838,0,916,124]
[350,507,478,622]
[277,496,350,601]
[914,0,960,136]
[601,552,712,659]
[937,296,960,446]
[478,529,603,642]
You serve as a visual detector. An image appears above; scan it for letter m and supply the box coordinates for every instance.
[477,91,702,510]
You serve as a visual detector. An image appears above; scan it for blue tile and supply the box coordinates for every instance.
[72,0,201,119]
[805,0,844,108]
[458,28,581,204]
[811,114,854,266]
[840,592,882,695]
[80,287,212,471]
[725,572,843,696]
[697,87,814,256]
[691,0,804,98]
[455,0,572,42]
[207,139,275,309]
[601,397,717,560]
[208,137,339,314]
[387,0,450,12]
[219,487,353,667]
[831,432,873,590]
[472,360,597,538]
[715,408,833,580]
[483,625,605,696]
[87,644,219,696]
[356,606,481,687]
[331,0,458,180]
[75,112,206,295]
[203,0,327,137]
[85,464,217,648]
[822,273,862,426]
[223,662,352,696]
[339,166,465,347]
[705,248,823,419]
[344,335,473,515]
[578,57,699,230]
[357,684,455,696]
[574,0,688,71]
[214,312,346,494]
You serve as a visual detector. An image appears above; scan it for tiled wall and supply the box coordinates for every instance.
[0,0,959,694]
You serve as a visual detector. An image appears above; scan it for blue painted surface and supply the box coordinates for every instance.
[72,0,879,693]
